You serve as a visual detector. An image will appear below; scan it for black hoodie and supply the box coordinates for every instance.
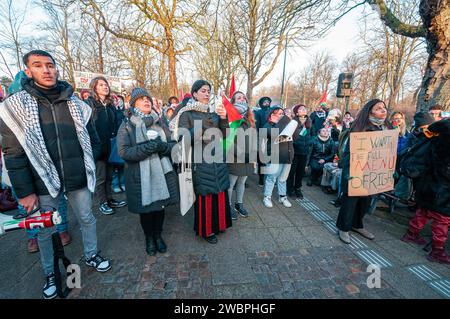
[0,78,101,198]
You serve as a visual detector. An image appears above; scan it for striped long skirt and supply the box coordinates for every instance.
[194,191,232,238]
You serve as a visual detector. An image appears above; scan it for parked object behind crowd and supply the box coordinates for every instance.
[117,87,179,256]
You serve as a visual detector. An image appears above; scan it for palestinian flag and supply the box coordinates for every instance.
[222,75,244,152]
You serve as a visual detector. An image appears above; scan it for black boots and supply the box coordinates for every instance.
[145,233,157,256]
[145,231,167,255]
[154,231,167,253]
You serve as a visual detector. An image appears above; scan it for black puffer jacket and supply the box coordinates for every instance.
[0,78,101,198]
[292,117,312,156]
[262,108,299,164]
[117,116,178,214]
[412,119,450,216]
[178,110,230,195]
[85,96,116,160]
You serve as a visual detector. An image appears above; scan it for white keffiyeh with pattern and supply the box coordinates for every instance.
[0,90,96,198]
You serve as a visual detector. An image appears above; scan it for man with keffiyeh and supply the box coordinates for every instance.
[0,50,111,299]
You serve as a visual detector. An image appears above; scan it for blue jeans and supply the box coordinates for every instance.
[27,196,68,239]
[37,187,98,276]
[111,165,125,191]
[263,164,292,198]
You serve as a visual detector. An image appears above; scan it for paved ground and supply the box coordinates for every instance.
[1,176,450,299]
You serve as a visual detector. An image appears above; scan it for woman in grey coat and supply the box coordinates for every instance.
[117,88,179,256]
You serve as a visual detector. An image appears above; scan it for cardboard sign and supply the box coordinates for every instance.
[348,129,398,196]
[73,71,123,93]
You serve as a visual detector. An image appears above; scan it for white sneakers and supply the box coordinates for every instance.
[263,196,292,208]
[279,196,292,208]
[263,196,273,208]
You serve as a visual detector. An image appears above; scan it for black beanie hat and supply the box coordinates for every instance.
[413,112,435,128]
[130,87,152,108]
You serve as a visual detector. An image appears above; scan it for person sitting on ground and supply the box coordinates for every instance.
[307,128,335,187]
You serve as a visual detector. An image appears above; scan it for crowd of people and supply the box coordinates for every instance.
[0,49,449,299]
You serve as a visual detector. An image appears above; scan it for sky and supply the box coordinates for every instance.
[2,0,369,94]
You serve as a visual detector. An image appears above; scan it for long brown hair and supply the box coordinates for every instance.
[231,91,255,128]
[89,76,113,105]
[351,99,390,132]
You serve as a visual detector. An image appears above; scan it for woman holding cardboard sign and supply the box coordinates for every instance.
[336,99,391,244]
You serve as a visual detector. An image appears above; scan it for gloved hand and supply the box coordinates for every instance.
[154,136,169,154]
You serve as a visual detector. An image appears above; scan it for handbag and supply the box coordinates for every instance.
[108,137,125,165]
[178,137,196,216]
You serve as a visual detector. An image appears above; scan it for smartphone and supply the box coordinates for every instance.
[441,111,450,118]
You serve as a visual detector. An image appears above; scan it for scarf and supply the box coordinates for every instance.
[318,135,330,142]
[0,90,96,198]
[169,99,209,139]
[132,107,158,120]
[234,102,248,117]
[315,111,326,118]
[369,116,386,127]
[130,115,173,207]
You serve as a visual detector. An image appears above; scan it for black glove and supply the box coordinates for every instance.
[154,136,169,154]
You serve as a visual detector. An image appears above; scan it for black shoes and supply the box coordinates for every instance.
[295,188,304,199]
[235,203,249,218]
[205,234,218,244]
[154,231,167,253]
[145,232,167,255]
[145,234,157,256]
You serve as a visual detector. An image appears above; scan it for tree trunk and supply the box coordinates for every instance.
[417,1,450,111]
[246,75,254,106]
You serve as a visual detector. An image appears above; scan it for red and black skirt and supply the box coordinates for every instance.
[194,191,232,238]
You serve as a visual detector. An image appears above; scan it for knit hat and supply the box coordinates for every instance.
[130,87,152,108]
[413,112,435,128]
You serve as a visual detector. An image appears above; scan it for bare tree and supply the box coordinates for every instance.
[81,0,209,96]
[367,0,450,111]
[226,0,329,103]
[0,0,29,77]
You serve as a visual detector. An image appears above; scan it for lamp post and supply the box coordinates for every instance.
[280,33,289,107]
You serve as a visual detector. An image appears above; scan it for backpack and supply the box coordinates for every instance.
[399,136,433,179]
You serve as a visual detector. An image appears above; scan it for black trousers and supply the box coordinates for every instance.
[336,194,371,232]
[287,154,308,191]
[139,210,165,236]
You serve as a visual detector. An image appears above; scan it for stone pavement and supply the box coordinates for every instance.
[1,176,450,299]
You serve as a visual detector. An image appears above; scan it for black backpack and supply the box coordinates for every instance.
[399,136,433,179]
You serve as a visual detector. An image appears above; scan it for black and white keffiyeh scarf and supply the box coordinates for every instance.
[169,99,209,139]
[0,90,96,198]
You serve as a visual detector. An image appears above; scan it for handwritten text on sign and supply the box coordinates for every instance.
[349,130,398,196]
